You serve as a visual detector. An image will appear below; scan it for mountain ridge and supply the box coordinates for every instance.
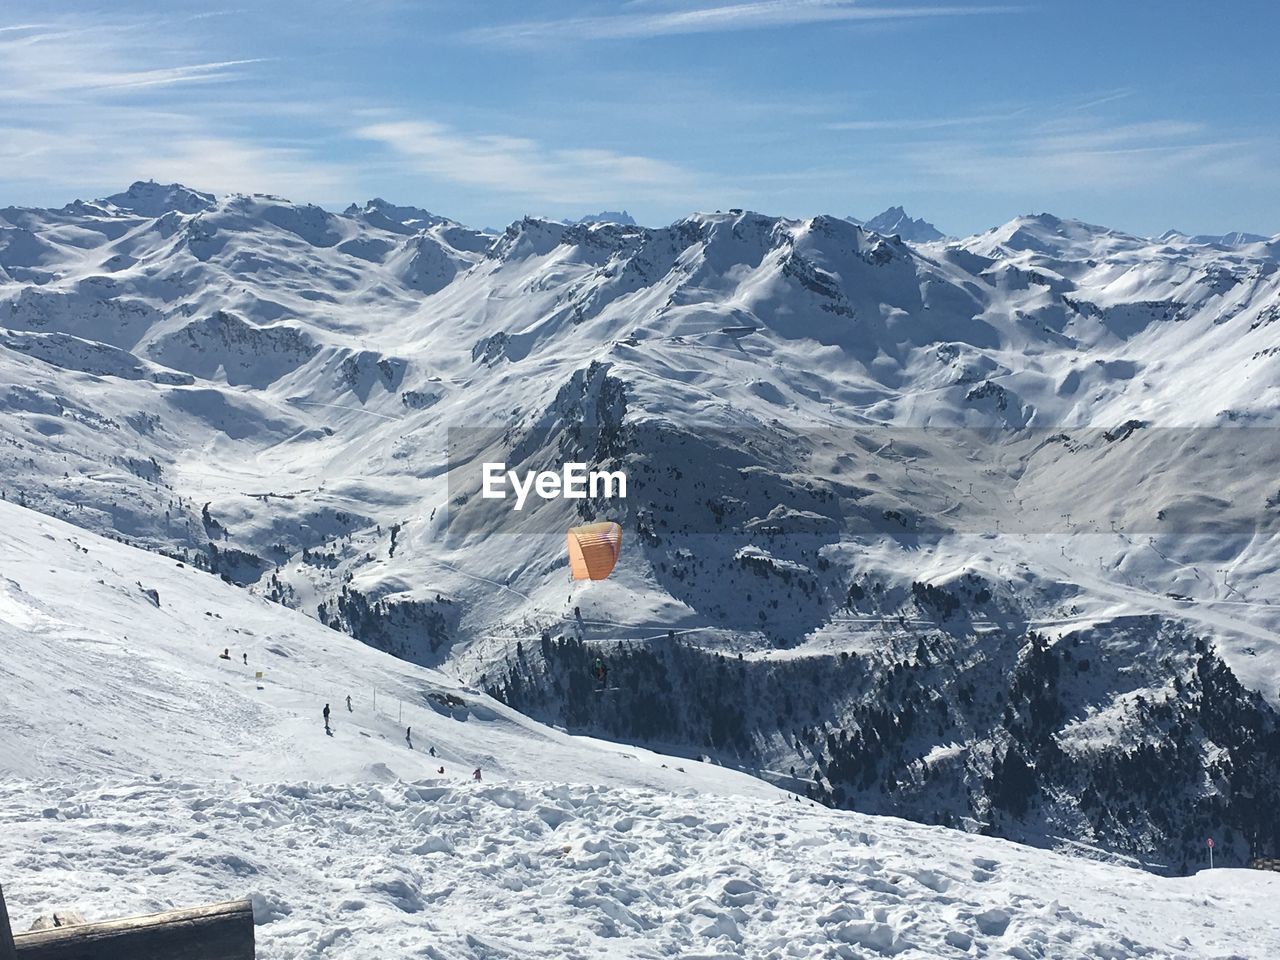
[3,182,1280,871]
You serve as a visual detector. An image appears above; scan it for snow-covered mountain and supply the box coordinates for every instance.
[2,499,1277,958]
[3,181,1280,874]
[851,205,946,242]
[1159,227,1273,247]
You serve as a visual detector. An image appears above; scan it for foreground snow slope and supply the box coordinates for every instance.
[0,498,775,795]
[2,499,1278,958]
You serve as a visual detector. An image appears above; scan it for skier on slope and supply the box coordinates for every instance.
[592,656,608,689]
[323,703,331,734]
[473,767,482,782]
[346,695,352,712]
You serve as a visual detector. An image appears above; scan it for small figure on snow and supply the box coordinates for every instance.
[591,656,608,689]
[323,702,331,734]
[346,695,352,712]
[405,726,413,746]
[219,648,230,661]
[437,766,445,775]
[473,767,482,782]
[242,652,248,666]
[429,746,436,758]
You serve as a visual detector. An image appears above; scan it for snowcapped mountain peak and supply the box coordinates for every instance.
[803,212,867,243]
[101,180,216,218]
[966,212,1143,260]
[490,215,586,260]
[344,197,452,233]
[858,205,945,243]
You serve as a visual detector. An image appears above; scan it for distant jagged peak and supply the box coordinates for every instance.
[857,205,945,243]
[344,197,453,232]
[575,210,637,226]
[100,180,216,218]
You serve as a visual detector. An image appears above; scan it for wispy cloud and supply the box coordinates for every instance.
[467,0,1018,44]
[0,22,266,100]
[1066,88,1135,113]
[355,119,705,207]
[901,117,1274,195]
[0,16,347,201]
[825,109,1027,132]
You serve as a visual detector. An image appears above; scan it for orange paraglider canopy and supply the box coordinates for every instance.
[567,521,623,581]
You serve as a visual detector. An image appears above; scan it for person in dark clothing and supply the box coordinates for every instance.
[219,648,230,660]
[429,746,436,758]
[592,656,608,688]
[242,652,248,666]
[346,695,352,712]
[323,703,331,733]
[473,768,482,782]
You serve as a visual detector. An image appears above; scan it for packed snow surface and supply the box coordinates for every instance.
[7,777,1278,960]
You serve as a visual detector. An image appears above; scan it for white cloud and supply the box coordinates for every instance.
[0,17,349,202]
[0,13,719,215]
[356,119,705,207]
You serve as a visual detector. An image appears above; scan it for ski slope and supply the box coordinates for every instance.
[0,498,774,795]
[2,500,1279,958]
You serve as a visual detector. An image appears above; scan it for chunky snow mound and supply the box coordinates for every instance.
[3,777,1275,959]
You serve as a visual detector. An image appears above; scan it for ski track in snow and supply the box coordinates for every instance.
[3,778,1276,960]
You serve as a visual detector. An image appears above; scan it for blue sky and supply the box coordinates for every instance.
[1,1,1276,236]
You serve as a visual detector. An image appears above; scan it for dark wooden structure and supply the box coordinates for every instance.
[1,884,16,960]
[0,885,253,959]
[1249,857,1280,872]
